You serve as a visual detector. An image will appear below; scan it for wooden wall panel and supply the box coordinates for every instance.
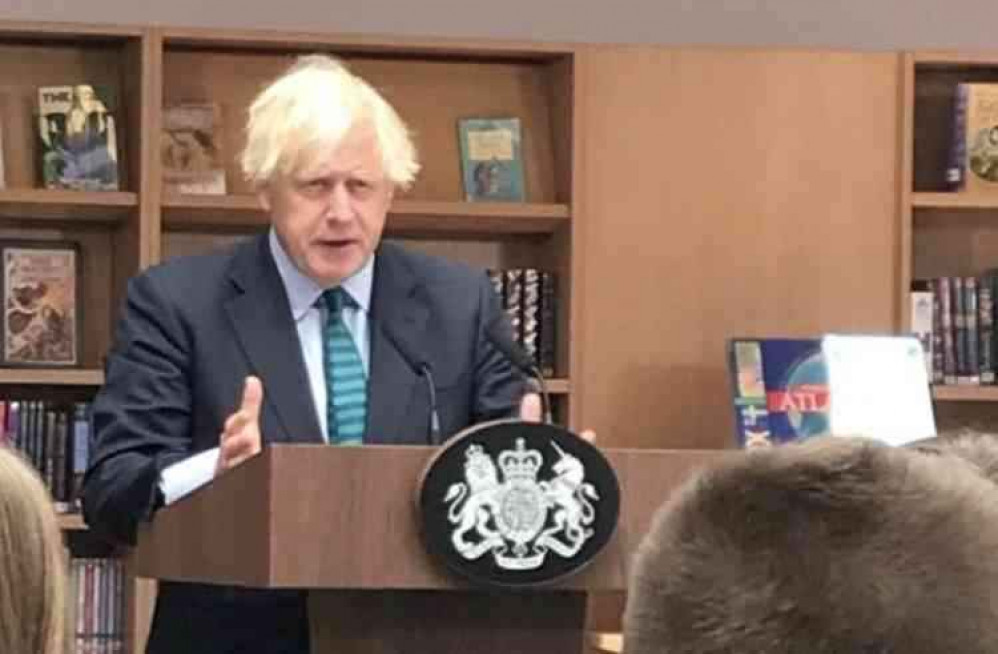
[574,47,901,449]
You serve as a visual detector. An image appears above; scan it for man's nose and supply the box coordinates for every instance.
[324,184,352,220]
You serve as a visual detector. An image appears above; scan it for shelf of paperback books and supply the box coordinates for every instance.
[0,189,137,222]
[161,194,570,235]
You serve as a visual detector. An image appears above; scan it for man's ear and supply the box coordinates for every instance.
[257,186,272,213]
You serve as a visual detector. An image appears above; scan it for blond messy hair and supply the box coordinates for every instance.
[0,447,67,654]
[240,54,420,189]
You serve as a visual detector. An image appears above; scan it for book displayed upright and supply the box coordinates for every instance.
[457,117,525,202]
[727,338,829,448]
[947,83,998,193]
[37,84,119,191]
[161,102,226,195]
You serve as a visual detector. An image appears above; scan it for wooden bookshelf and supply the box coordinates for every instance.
[0,189,137,222]
[912,192,998,211]
[0,21,580,654]
[162,194,570,234]
[58,513,87,530]
[931,385,998,402]
[903,52,998,428]
[0,368,104,386]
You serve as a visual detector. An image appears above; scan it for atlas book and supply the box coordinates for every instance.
[37,84,119,191]
[727,337,829,448]
[161,102,226,195]
[458,117,525,202]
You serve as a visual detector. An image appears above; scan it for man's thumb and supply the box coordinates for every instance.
[241,376,264,417]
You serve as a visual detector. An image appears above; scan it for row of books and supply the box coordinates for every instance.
[69,557,126,654]
[0,400,92,512]
[910,275,998,386]
[5,84,530,204]
[0,86,224,194]
[487,268,557,376]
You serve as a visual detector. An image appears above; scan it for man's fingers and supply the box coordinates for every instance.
[240,376,264,419]
[579,429,597,444]
[519,392,543,423]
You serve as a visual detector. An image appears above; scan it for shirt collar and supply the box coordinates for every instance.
[268,228,374,321]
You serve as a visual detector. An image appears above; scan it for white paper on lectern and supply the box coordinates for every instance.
[822,334,936,446]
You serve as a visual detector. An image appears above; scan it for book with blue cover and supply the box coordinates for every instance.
[727,338,830,448]
[457,117,525,202]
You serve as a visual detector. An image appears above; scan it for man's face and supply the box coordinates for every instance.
[260,125,393,287]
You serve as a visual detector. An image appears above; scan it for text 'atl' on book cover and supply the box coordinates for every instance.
[727,338,830,448]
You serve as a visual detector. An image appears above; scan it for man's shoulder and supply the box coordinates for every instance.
[135,236,255,295]
[379,241,486,287]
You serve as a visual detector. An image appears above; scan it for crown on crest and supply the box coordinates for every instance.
[498,438,543,481]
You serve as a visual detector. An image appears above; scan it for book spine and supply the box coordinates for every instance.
[939,276,957,385]
[965,276,981,385]
[539,272,557,377]
[931,278,945,383]
[521,268,541,369]
[947,82,970,190]
[503,269,524,352]
[979,275,995,384]
[953,276,970,383]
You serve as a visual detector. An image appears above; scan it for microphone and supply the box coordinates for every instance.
[484,318,552,424]
[379,323,442,443]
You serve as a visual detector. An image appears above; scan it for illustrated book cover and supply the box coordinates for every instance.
[1,241,81,367]
[37,85,119,191]
[457,117,525,202]
[161,102,226,195]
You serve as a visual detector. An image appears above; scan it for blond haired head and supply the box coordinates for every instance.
[0,447,67,654]
[241,54,420,189]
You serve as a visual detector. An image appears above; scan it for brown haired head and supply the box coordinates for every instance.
[624,437,998,654]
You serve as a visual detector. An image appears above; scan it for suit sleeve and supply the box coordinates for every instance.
[81,272,195,545]
[470,272,528,422]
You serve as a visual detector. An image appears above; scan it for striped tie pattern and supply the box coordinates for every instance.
[322,288,367,445]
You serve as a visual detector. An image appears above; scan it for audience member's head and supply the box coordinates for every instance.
[0,447,67,654]
[623,434,998,654]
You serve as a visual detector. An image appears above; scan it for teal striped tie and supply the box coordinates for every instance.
[322,288,367,445]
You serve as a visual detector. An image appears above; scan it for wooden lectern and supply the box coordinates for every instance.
[134,445,722,653]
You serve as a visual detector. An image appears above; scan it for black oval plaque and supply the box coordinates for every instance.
[418,419,620,588]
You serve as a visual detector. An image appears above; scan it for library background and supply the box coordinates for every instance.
[0,18,996,654]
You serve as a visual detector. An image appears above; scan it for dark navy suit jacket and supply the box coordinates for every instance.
[82,234,524,653]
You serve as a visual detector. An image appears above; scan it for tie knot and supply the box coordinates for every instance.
[322,287,355,314]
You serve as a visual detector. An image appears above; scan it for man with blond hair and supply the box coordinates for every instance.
[82,55,532,654]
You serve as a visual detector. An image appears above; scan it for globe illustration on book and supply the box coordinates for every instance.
[781,352,831,439]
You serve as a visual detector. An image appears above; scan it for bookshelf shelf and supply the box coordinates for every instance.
[912,192,998,211]
[0,368,105,386]
[931,385,998,402]
[547,378,570,395]
[162,194,570,235]
[58,513,87,531]
[0,189,137,222]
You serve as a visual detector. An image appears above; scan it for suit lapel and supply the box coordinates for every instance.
[367,244,430,444]
[224,235,323,444]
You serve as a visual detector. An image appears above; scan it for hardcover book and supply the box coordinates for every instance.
[948,83,998,193]
[161,102,226,195]
[457,117,525,202]
[727,338,829,448]
[37,84,119,191]
[1,241,81,367]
